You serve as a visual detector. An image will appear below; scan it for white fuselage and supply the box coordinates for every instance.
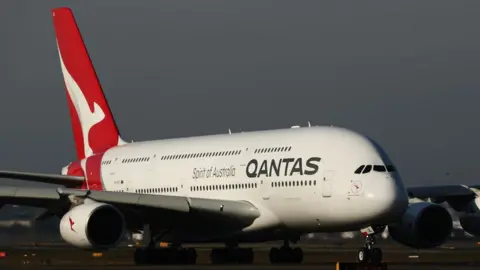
[75,126,408,241]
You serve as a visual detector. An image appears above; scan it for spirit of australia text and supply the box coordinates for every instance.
[192,166,236,180]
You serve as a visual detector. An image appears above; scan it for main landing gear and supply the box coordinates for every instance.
[133,236,303,264]
[133,240,197,265]
[268,240,303,264]
[357,226,384,264]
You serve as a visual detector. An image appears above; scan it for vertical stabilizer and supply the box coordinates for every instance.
[52,7,126,160]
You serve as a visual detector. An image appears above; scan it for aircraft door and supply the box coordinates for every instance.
[322,170,334,197]
[260,178,274,201]
[125,179,134,193]
[178,177,190,197]
[108,157,129,192]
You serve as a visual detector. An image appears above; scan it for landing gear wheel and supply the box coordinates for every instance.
[292,247,303,263]
[239,248,254,264]
[133,248,148,265]
[358,225,386,264]
[357,247,369,263]
[370,248,382,264]
[269,247,280,263]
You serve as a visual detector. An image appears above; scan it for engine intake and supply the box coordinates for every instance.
[389,202,452,248]
[458,197,480,237]
[60,202,126,249]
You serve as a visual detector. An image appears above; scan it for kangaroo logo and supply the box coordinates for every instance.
[69,216,76,232]
[58,44,106,158]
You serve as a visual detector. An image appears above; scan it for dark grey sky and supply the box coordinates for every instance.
[2,1,480,187]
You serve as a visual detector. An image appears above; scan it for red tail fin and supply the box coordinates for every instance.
[52,7,126,160]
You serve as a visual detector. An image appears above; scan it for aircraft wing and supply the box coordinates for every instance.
[0,170,84,188]
[0,185,260,232]
[407,185,480,212]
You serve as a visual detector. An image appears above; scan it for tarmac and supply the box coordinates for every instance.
[0,241,478,269]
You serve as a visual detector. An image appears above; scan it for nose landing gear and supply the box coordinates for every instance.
[357,225,385,264]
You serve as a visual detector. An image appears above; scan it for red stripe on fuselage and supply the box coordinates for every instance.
[65,160,87,189]
[84,153,105,190]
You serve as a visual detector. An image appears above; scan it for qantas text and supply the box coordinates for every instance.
[246,157,321,178]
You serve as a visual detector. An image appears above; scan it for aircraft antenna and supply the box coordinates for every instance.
[228,129,232,134]
[308,121,311,127]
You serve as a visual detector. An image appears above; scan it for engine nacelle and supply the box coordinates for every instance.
[465,197,480,213]
[60,202,126,250]
[389,202,452,248]
[459,197,480,237]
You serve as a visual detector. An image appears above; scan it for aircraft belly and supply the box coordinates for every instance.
[263,198,318,231]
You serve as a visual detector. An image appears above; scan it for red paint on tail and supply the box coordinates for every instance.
[52,7,124,160]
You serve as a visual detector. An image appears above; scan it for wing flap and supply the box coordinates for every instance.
[0,171,84,187]
[0,186,63,209]
[84,189,191,213]
[189,197,260,221]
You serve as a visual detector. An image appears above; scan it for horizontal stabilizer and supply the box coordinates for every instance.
[0,171,84,187]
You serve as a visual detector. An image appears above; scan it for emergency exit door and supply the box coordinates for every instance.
[322,170,335,197]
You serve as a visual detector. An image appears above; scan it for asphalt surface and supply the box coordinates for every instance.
[0,241,478,269]
[3,265,480,270]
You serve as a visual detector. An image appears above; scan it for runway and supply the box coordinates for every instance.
[5,265,480,270]
[0,242,479,269]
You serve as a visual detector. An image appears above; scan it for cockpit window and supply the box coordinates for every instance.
[373,165,386,172]
[386,165,396,172]
[362,165,372,174]
[355,164,396,174]
[354,165,365,174]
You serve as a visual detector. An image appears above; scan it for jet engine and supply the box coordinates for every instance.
[389,202,452,248]
[59,202,126,250]
[459,197,480,237]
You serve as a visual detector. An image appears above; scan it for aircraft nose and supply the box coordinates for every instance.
[364,175,409,224]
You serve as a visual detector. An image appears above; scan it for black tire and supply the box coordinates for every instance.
[133,248,148,265]
[357,247,369,263]
[210,249,224,264]
[242,248,254,264]
[292,247,303,263]
[269,247,280,263]
[187,248,197,264]
[370,248,383,264]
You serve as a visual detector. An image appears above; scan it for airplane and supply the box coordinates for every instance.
[0,7,455,265]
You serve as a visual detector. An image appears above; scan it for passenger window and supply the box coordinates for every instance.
[362,165,372,174]
[354,165,365,174]
[373,165,386,172]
